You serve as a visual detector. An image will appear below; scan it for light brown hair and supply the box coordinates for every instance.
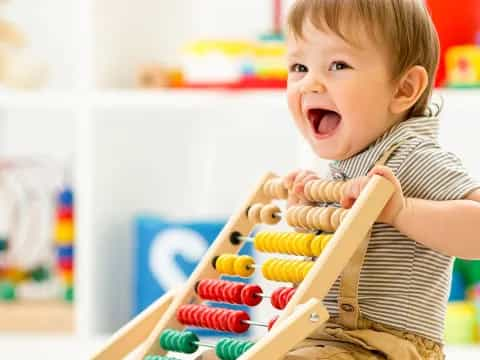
[288,0,440,117]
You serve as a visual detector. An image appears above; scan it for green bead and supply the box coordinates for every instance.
[159,329,198,354]
[216,339,255,360]
[0,281,15,301]
[64,286,74,302]
[30,266,50,282]
[159,329,174,350]
[181,331,199,353]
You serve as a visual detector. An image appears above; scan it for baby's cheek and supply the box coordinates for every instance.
[286,89,301,119]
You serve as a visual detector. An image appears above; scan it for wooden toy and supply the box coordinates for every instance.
[93,172,394,360]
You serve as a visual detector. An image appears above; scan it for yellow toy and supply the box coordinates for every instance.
[92,172,394,360]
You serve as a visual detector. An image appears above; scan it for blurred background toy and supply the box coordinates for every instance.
[0,0,48,89]
[427,0,480,87]
[446,46,480,88]
[137,0,287,90]
[0,157,74,332]
[446,259,480,344]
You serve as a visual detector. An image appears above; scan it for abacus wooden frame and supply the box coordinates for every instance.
[92,172,394,360]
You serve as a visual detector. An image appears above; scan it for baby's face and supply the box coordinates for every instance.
[287,21,399,160]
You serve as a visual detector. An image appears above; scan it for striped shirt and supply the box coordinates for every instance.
[325,115,479,344]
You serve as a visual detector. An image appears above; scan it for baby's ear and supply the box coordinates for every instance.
[389,66,428,115]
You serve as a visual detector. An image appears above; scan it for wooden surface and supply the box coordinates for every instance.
[0,300,73,332]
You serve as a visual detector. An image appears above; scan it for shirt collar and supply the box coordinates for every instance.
[329,116,440,179]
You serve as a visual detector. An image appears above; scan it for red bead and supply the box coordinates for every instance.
[271,287,296,310]
[241,284,263,306]
[57,206,74,221]
[57,257,73,271]
[229,311,250,333]
[268,316,279,331]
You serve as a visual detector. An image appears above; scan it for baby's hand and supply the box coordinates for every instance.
[340,165,406,226]
[283,169,321,207]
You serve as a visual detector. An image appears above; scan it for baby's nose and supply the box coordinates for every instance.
[300,78,326,94]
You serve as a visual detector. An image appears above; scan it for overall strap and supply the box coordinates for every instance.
[337,140,404,329]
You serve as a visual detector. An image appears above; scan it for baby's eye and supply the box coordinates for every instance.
[328,61,351,71]
[290,63,308,73]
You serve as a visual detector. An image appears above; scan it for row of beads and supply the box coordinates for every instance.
[286,205,348,232]
[177,304,250,333]
[246,203,281,225]
[253,231,332,257]
[213,254,255,277]
[196,279,296,310]
[263,177,347,203]
[262,258,314,284]
[158,329,255,360]
[213,254,314,283]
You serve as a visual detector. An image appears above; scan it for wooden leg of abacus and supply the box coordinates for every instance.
[134,173,278,359]
[91,289,177,360]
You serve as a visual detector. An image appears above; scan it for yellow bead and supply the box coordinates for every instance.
[234,255,255,277]
[59,269,74,285]
[216,254,236,275]
[4,268,27,283]
[311,235,323,256]
[321,234,333,251]
[55,220,74,244]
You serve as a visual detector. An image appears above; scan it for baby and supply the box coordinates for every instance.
[282,0,480,359]
[199,1,480,359]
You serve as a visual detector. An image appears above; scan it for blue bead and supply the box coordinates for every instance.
[58,188,74,206]
[57,245,74,258]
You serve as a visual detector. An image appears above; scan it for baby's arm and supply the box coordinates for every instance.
[343,166,480,259]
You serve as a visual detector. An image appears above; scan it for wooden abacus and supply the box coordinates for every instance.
[92,172,394,360]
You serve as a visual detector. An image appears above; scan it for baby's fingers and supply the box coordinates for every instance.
[340,177,369,209]
[292,173,319,198]
[283,169,303,191]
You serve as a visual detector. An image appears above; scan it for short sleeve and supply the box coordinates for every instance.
[395,142,480,201]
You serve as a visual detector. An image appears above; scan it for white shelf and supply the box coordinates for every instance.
[0,88,477,111]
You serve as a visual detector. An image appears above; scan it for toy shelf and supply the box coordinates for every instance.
[0,301,73,333]
[0,88,478,111]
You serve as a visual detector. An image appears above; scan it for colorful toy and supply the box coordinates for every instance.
[445,302,477,344]
[180,39,286,90]
[0,159,74,332]
[54,186,75,302]
[427,0,480,87]
[446,46,480,88]
[93,172,394,359]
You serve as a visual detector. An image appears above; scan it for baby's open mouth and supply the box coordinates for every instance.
[307,108,341,136]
